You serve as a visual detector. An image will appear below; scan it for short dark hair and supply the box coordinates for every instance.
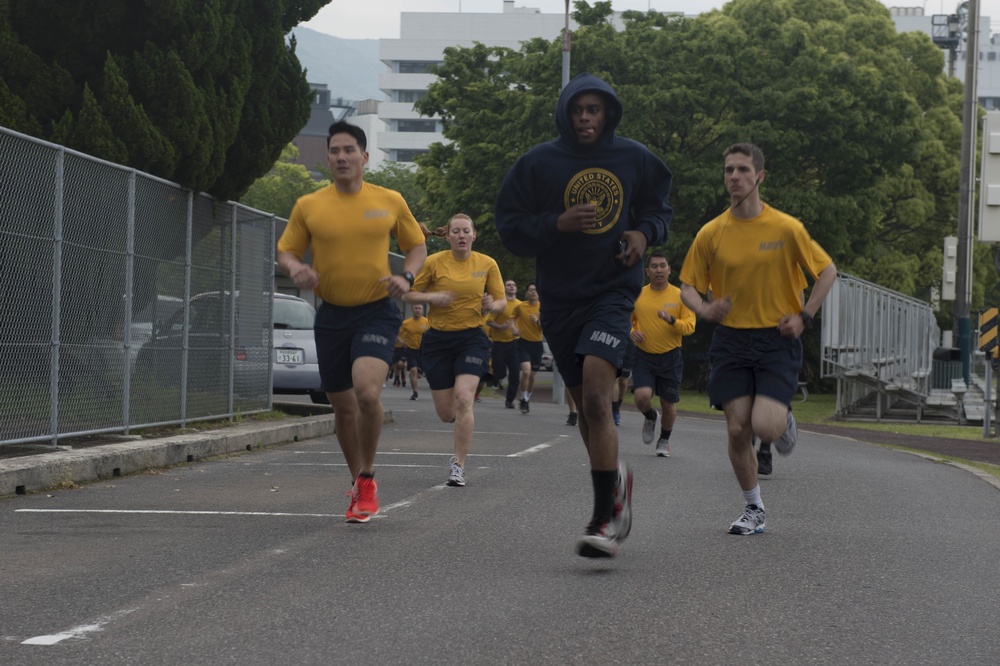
[526,281,537,291]
[724,142,764,172]
[328,122,367,151]
[646,250,669,268]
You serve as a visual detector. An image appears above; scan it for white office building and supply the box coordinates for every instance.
[377,1,580,164]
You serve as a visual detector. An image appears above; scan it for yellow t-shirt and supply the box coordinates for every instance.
[679,204,833,329]
[278,182,425,307]
[411,251,505,331]
[398,316,429,350]
[487,298,521,343]
[512,300,543,342]
[631,283,696,354]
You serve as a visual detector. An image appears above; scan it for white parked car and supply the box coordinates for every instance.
[271,293,326,404]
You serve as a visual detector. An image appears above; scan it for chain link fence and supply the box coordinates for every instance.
[1,126,276,446]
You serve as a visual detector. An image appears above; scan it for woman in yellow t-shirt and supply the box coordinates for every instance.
[403,214,506,487]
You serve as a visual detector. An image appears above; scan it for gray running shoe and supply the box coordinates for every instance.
[728,503,766,535]
[655,439,670,457]
[641,412,657,444]
[576,520,618,558]
[610,461,633,542]
[774,411,797,456]
[447,456,465,487]
[756,436,772,476]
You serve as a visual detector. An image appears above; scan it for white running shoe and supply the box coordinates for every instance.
[610,462,633,542]
[447,456,465,487]
[774,411,797,456]
[728,503,766,535]
[641,412,658,444]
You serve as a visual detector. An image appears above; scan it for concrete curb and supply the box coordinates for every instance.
[0,414,336,498]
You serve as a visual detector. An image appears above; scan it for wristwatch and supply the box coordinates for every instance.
[800,311,813,327]
[401,271,415,286]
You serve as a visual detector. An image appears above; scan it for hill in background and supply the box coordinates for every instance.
[291,27,384,102]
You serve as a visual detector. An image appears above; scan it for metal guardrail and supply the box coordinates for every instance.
[0,126,277,446]
[821,273,941,418]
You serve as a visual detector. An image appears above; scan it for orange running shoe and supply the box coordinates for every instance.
[345,489,369,523]
[353,475,380,518]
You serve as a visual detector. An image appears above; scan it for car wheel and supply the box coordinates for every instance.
[309,391,329,405]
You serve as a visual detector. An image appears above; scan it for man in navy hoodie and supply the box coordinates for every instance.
[495,73,673,558]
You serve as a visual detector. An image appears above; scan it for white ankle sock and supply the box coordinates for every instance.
[742,485,763,509]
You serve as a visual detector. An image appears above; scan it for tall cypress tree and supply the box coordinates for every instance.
[0,0,325,200]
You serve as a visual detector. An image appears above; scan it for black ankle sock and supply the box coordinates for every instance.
[358,472,374,479]
[643,409,657,422]
[660,429,671,441]
[591,470,617,524]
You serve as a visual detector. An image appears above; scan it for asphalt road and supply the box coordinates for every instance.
[2,383,999,665]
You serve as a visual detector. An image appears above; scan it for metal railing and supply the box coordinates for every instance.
[0,126,276,446]
[821,273,941,417]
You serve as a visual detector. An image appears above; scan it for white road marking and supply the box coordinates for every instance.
[16,509,341,517]
[22,609,135,645]
[508,436,568,457]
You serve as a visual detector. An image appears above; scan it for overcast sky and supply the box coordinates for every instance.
[302,0,1000,40]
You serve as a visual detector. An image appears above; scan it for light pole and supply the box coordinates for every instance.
[561,0,571,89]
[956,0,979,382]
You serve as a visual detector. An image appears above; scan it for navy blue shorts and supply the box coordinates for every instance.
[403,347,421,369]
[420,328,492,390]
[517,339,544,371]
[632,348,683,403]
[620,339,637,378]
[491,340,518,382]
[392,346,406,364]
[541,292,634,388]
[707,326,802,409]
[313,298,402,393]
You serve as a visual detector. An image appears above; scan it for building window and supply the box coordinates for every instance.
[398,61,441,74]
[990,52,997,61]
[397,90,427,103]
[397,119,437,133]
[395,149,428,162]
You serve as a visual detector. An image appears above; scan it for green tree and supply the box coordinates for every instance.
[240,144,326,219]
[0,0,327,200]
[416,0,967,305]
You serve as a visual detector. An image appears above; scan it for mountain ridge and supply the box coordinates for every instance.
[290,27,384,102]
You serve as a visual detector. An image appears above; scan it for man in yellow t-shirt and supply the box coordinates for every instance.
[485,279,521,408]
[511,282,542,413]
[398,304,429,400]
[679,142,836,536]
[629,252,695,457]
[277,121,427,525]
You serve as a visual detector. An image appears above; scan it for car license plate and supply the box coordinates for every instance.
[276,348,303,365]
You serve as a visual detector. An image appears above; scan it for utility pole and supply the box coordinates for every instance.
[561,0,571,89]
[956,0,979,383]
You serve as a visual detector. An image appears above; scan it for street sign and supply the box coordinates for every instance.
[979,307,998,352]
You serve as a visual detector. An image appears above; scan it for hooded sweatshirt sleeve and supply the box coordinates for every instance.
[630,144,673,247]
[495,151,562,258]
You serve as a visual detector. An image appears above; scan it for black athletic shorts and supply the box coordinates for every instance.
[707,326,802,409]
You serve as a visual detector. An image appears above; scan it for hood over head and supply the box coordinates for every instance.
[554,73,623,149]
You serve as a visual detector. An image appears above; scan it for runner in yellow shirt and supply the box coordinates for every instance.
[679,142,836,536]
[511,283,542,414]
[630,252,695,456]
[403,214,506,487]
[398,304,429,400]
[277,122,427,524]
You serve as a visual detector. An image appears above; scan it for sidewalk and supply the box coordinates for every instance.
[2,385,999,498]
[531,381,1000,467]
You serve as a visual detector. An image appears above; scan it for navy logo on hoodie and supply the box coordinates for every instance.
[565,168,623,233]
